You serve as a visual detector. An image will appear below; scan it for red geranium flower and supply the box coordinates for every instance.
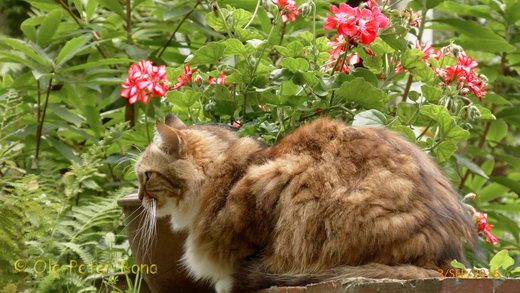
[473,211,498,245]
[325,35,361,72]
[172,65,196,90]
[324,4,389,45]
[208,71,227,85]
[120,60,170,104]
[435,52,487,99]
[273,0,300,23]
[416,40,444,66]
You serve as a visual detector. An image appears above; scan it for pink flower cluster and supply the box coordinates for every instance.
[435,52,488,99]
[121,61,228,104]
[395,41,487,99]
[326,35,360,72]
[120,60,170,104]
[474,211,498,245]
[273,0,300,23]
[324,3,389,45]
[172,65,196,90]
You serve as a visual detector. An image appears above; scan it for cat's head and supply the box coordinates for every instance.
[135,114,237,231]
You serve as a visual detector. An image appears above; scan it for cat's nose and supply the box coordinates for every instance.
[137,188,144,200]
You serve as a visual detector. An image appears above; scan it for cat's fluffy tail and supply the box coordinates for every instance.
[232,263,440,292]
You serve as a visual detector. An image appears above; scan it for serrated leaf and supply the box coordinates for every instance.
[188,43,225,65]
[336,78,387,110]
[434,141,457,162]
[419,105,470,142]
[281,57,309,72]
[223,38,247,56]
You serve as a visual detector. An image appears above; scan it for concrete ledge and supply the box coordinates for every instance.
[258,277,520,293]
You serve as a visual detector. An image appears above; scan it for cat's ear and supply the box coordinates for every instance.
[165,113,186,129]
[156,121,185,156]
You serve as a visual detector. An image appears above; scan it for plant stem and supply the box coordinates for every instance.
[126,0,133,43]
[244,0,261,29]
[36,79,41,124]
[144,104,151,143]
[35,78,53,161]
[157,0,201,59]
[278,21,287,45]
[402,2,428,102]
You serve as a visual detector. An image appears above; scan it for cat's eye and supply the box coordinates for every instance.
[145,171,152,182]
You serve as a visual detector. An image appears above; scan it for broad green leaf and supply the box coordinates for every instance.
[336,78,388,111]
[421,84,442,103]
[474,104,496,120]
[486,119,508,142]
[434,141,457,162]
[485,94,511,105]
[453,154,489,179]
[97,0,126,19]
[419,105,470,142]
[352,109,387,126]
[397,103,418,124]
[456,36,516,53]
[490,250,514,275]
[292,71,319,86]
[188,43,225,65]
[56,37,90,67]
[281,58,309,72]
[391,125,416,141]
[37,9,62,47]
[0,38,50,67]
[437,2,492,19]
[223,39,247,56]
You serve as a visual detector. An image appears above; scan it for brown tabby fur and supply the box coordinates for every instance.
[135,115,476,293]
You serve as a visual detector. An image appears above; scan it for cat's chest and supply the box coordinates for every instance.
[182,235,232,282]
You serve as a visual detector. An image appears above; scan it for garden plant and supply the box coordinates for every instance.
[0,0,520,291]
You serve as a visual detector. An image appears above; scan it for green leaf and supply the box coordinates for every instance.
[45,136,80,163]
[490,250,514,275]
[281,57,309,72]
[474,104,496,120]
[352,110,387,126]
[49,104,83,127]
[37,9,62,47]
[336,78,388,111]
[450,260,467,269]
[485,94,511,105]
[489,176,520,195]
[391,125,416,141]
[421,84,442,103]
[486,119,508,142]
[292,71,319,86]
[453,154,489,179]
[188,43,225,65]
[61,58,134,72]
[56,37,90,67]
[419,105,470,142]
[0,38,50,67]
[223,39,247,56]
[434,141,457,162]
[97,0,126,19]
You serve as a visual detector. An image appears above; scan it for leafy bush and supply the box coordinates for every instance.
[0,0,519,290]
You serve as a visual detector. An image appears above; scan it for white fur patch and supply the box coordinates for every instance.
[182,235,233,286]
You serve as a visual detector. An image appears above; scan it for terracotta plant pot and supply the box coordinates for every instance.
[118,194,213,293]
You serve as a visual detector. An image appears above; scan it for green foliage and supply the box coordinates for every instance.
[0,0,519,290]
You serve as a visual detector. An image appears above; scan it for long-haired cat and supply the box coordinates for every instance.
[135,114,476,293]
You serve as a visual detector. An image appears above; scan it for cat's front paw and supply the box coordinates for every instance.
[214,276,233,293]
